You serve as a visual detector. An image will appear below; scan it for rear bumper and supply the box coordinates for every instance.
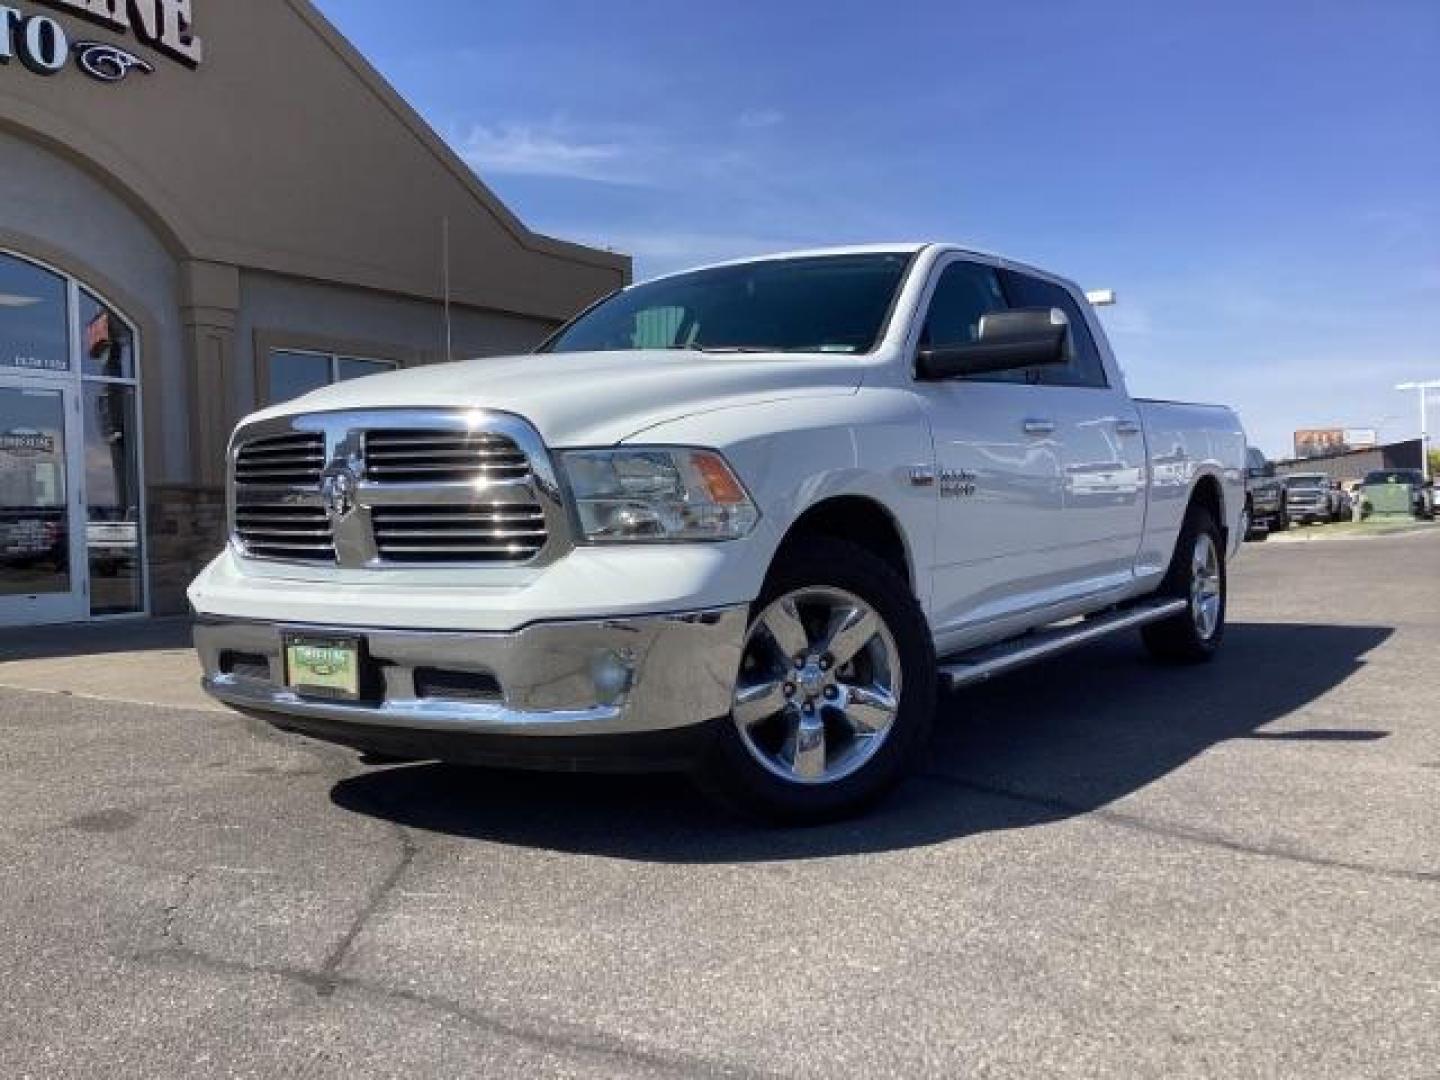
[195,606,748,763]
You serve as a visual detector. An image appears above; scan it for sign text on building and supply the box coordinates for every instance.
[0,0,200,85]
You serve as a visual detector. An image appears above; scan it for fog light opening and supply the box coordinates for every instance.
[590,649,636,704]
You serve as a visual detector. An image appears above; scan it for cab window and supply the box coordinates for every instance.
[997,269,1109,388]
[919,261,1027,384]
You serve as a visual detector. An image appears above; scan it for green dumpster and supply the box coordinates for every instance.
[1362,480,1417,519]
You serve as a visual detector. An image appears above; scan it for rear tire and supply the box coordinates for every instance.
[693,537,936,824]
[1142,504,1226,664]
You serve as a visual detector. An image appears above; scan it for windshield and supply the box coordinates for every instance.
[1363,470,1423,485]
[542,253,915,356]
[1284,475,1327,489]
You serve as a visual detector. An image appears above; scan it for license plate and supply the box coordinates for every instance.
[284,635,361,699]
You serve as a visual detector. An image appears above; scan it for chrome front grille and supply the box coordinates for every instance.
[371,505,548,563]
[364,430,530,483]
[229,410,566,569]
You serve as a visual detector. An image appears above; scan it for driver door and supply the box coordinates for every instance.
[910,257,1064,644]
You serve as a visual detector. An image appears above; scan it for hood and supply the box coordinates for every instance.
[246,349,866,446]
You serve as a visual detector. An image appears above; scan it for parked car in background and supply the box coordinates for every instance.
[1245,448,1288,537]
[1360,469,1436,520]
[1324,480,1347,524]
[1282,472,1338,525]
[85,516,140,577]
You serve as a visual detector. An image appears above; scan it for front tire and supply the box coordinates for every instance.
[694,538,936,823]
[1142,505,1226,663]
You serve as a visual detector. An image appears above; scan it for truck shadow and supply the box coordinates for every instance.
[0,615,193,662]
[329,622,1392,862]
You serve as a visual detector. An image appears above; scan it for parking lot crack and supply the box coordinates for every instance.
[159,868,199,946]
[313,822,418,996]
[136,944,771,1079]
[920,771,1439,884]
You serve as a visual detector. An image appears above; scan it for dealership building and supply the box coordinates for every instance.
[0,0,629,626]
[1275,438,1424,483]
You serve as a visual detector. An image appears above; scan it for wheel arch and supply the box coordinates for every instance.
[771,495,915,591]
[1189,471,1227,544]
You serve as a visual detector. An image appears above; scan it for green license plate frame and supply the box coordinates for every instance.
[283,634,362,700]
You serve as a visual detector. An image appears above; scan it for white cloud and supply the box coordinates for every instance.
[737,108,784,130]
[457,124,637,182]
[554,229,808,277]
[1095,301,1154,338]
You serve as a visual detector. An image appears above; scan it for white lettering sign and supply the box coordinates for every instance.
[0,0,188,82]
[33,0,201,66]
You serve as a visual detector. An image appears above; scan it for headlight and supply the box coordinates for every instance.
[560,448,760,543]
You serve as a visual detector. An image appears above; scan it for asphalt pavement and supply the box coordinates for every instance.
[0,528,1435,1078]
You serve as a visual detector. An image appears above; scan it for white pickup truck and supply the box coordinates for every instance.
[191,244,1247,821]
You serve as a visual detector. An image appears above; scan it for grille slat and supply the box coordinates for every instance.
[375,544,539,555]
[243,541,335,553]
[367,434,515,449]
[371,528,548,540]
[366,463,526,476]
[364,511,544,524]
[238,527,333,539]
[365,448,526,462]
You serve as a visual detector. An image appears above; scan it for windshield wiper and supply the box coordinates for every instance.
[670,344,783,354]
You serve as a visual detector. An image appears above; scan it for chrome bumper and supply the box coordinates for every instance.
[195,606,748,739]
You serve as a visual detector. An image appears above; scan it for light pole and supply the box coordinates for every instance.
[1395,380,1440,481]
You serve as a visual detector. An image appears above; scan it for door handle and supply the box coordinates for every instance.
[1022,418,1056,436]
[1114,419,1142,436]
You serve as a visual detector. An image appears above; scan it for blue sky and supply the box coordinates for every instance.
[314,0,1439,458]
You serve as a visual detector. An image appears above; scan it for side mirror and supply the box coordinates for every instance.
[917,307,1068,380]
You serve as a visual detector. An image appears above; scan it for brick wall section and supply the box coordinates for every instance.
[147,484,226,615]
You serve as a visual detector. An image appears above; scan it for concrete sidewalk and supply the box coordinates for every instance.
[0,616,217,712]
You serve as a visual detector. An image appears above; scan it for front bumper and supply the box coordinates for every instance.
[196,606,748,764]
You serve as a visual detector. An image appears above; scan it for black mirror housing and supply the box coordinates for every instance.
[917,307,1068,380]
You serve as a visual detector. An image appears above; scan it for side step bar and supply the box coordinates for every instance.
[938,597,1188,690]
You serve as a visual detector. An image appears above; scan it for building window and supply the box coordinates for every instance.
[1,249,146,621]
[265,348,399,405]
[0,254,70,373]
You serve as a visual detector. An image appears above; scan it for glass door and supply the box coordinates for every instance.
[0,380,87,626]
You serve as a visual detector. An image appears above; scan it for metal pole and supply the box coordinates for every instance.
[1396,380,1440,482]
[1421,388,1430,483]
[442,216,453,364]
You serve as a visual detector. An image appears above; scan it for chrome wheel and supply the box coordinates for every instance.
[1190,532,1223,640]
[732,586,902,785]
